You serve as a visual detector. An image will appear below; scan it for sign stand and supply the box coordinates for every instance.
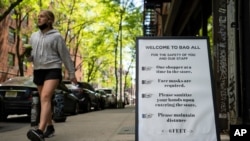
[136,37,220,141]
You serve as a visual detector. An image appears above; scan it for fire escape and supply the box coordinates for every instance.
[143,0,171,36]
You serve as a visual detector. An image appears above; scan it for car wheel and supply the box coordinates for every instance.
[53,116,67,122]
[100,101,105,109]
[83,100,91,113]
[111,102,117,108]
[94,101,100,111]
[108,102,113,108]
[0,114,8,121]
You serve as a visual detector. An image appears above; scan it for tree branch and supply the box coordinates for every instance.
[0,0,23,22]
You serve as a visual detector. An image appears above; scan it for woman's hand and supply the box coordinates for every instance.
[70,77,78,85]
[23,44,32,57]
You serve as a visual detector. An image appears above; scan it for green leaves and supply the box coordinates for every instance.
[3,0,142,87]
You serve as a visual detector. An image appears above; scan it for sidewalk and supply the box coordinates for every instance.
[0,105,230,141]
[0,105,136,141]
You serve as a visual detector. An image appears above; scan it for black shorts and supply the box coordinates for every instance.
[33,69,62,86]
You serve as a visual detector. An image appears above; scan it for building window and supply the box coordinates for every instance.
[8,53,15,66]
[8,27,15,43]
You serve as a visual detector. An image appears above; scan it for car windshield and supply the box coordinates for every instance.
[96,90,106,95]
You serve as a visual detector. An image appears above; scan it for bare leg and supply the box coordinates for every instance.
[37,86,53,127]
[38,79,59,131]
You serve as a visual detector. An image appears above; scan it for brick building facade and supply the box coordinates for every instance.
[0,13,31,82]
[0,11,83,83]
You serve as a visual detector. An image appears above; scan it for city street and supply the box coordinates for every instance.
[0,105,230,141]
[0,106,135,141]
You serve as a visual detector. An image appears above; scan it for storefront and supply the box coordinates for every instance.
[143,0,250,131]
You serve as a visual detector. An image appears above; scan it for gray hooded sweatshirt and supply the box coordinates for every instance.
[29,29,75,79]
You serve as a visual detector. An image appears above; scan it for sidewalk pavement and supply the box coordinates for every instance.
[0,105,136,141]
[0,105,230,141]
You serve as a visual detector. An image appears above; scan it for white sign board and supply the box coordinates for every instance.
[136,37,220,141]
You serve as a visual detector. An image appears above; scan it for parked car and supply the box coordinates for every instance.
[95,89,109,109]
[0,76,78,121]
[56,82,80,115]
[62,80,100,112]
[96,88,117,108]
[116,92,130,108]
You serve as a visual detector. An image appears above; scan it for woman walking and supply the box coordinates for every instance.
[26,10,77,141]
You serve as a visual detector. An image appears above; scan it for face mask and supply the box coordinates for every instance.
[38,23,49,30]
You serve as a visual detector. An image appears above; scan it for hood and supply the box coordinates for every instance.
[38,29,59,35]
[0,76,36,88]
